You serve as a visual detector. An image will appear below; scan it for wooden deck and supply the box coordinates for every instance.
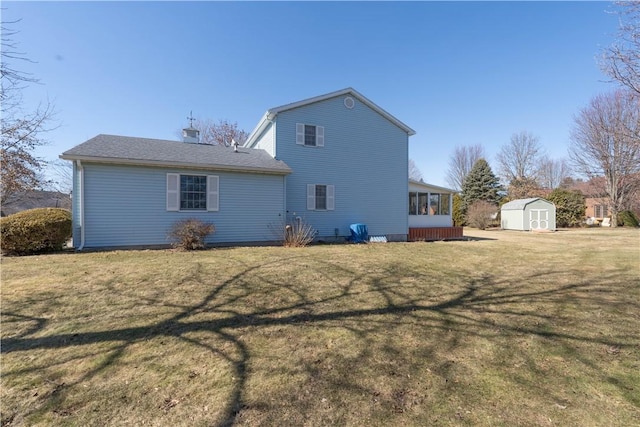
[408,227,464,241]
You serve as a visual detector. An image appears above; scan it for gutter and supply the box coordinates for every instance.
[77,160,85,251]
[60,155,291,176]
[244,111,277,148]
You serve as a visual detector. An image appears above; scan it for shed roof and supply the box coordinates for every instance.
[501,197,552,211]
[61,134,292,175]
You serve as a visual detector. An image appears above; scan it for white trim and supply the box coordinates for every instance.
[59,155,291,175]
[326,184,334,210]
[316,126,324,147]
[307,184,315,210]
[296,123,305,145]
[207,175,219,212]
[408,179,458,194]
[344,96,355,109]
[166,173,180,211]
[77,160,85,251]
[245,87,415,146]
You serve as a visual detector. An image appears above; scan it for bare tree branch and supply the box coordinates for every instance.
[408,158,423,182]
[569,89,640,227]
[496,131,545,185]
[1,17,57,207]
[537,157,571,190]
[178,118,248,146]
[445,144,485,190]
[601,1,640,95]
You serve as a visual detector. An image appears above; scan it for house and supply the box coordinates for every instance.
[61,88,421,249]
[60,135,291,249]
[501,198,556,231]
[407,180,462,240]
[244,88,415,242]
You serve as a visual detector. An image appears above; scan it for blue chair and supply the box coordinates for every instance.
[349,223,369,243]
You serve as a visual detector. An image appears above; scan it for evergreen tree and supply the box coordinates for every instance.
[452,193,465,226]
[547,188,585,227]
[461,158,502,209]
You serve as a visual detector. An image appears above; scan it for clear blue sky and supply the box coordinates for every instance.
[4,1,621,188]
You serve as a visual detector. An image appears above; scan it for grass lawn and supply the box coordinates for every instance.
[1,228,639,426]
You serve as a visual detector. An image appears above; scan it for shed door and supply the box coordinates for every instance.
[530,209,548,230]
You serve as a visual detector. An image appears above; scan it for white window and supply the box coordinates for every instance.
[409,192,451,215]
[307,184,334,211]
[595,204,608,218]
[166,173,219,212]
[296,123,324,147]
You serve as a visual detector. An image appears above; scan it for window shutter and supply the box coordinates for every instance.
[167,173,179,211]
[316,126,324,147]
[296,123,305,145]
[307,184,316,210]
[327,185,335,210]
[207,175,219,211]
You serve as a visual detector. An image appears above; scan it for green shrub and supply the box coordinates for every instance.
[547,188,585,227]
[1,208,72,256]
[168,218,215,250]
[617,210,639,227]
[452,193,465,226]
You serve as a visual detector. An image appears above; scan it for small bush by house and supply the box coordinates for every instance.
[466,200,497,230]
[0,208,72,256]
[168,218,215,250]
[269,215,317,247]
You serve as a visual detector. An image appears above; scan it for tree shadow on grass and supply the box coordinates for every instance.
[2,253,639,426]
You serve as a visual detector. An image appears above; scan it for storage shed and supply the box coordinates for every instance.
[501,198,556,231]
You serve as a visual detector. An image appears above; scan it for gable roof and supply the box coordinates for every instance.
[245,87,416,147]
[501,197,552,211]
[61,134,292,175]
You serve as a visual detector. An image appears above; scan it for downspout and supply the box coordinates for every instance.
[77,160,86,251]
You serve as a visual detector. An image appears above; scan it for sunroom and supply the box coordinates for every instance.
[408,180,463,241]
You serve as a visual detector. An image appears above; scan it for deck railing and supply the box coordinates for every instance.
[408,227,464,241]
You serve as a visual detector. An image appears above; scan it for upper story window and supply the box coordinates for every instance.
[296,123,324,147]
[166,173,219,212]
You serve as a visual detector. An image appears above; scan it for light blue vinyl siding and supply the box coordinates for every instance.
[251,121,276,157]
[79,163,285,248]
[275,95,409,239]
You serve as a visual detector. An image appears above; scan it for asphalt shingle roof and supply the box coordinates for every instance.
[61,134,291,174]
[501,198,544,211]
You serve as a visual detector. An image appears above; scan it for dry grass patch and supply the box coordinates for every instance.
[2,228,639,426]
